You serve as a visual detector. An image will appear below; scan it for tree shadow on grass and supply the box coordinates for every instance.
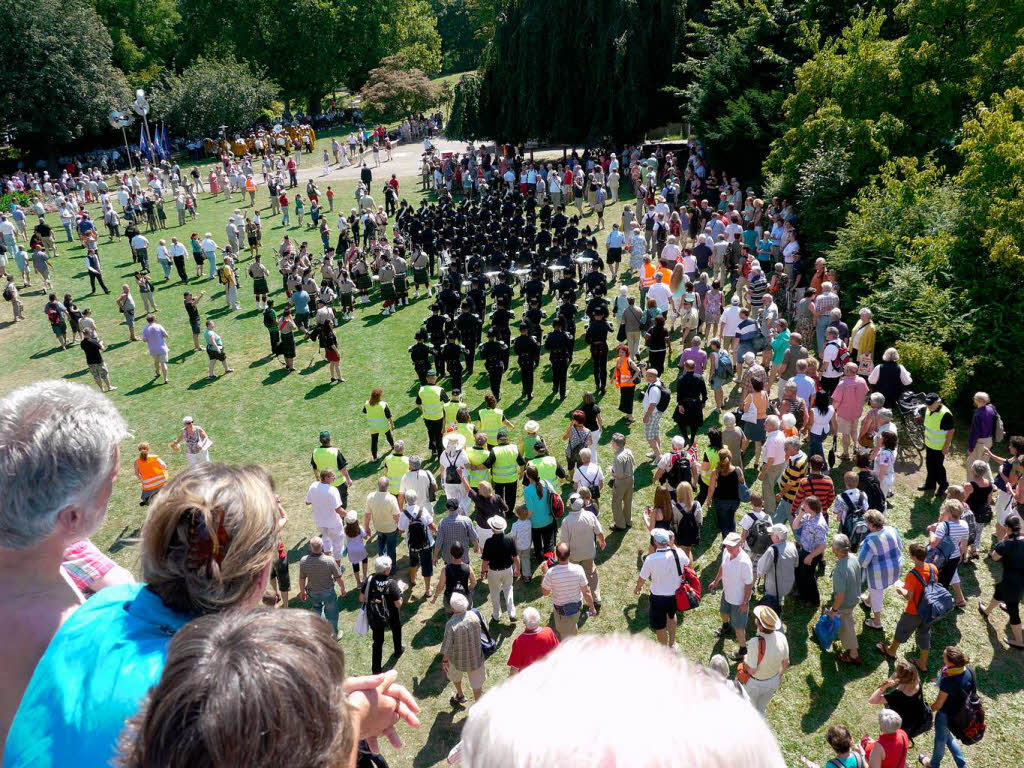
[908,495,941,537]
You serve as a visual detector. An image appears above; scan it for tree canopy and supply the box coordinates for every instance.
[357,57,440,123]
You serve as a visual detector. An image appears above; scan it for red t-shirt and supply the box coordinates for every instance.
[507,627,559,671]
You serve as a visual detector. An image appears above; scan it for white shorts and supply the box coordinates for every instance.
[151,352,168,363]
[996,491,1016,526]
[837,416,858,436]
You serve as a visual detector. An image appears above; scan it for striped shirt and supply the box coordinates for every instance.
[778,452,809,502]
[793,474,836,515]
[541,562,588,606]
[814,292,839,316]
[934,519,970,557]
[857,526,904,589]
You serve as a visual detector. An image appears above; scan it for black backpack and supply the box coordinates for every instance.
[675,502,700,545]
[655,383,671,413]
[746,512,773,558]
[2,284,12,302]
[404,508,429,551]
[365,577,391,630]
[841,507,870,553]
[664,452,692,489]
[858,471,887,512]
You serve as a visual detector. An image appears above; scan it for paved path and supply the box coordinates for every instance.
[291,137,469,187]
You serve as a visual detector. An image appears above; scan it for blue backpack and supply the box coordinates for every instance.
[910,567,954,624]
[716,349,735,379]
[813,612,841,651]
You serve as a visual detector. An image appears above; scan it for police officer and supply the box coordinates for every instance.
[441,330,469,393]
[545,317,573,400]
[585,306,614,394]
[479,327,509,401]
[512,322,541,400]
[423,303,449,377]
[409,329,433,385]
[454,301,482,375]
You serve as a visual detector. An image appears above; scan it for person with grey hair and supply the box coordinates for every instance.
[609,433,636,531]
[506,607,559,675]
[857,709,909,768]
[365,477,400,564]
[819,326,844,397]
[362,555,403,674]
[967,391,999,471]
[397,488,436,599]
[441,591,486,706]
[458,634,787,767]
[868,347,913,408]
[399,454,436,510]
[756,524,798,611]
[0,380,128,744]
[758,415,786,518]
[826,534,863,664]
[707,653,750,702]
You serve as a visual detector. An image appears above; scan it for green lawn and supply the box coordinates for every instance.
[2,139,1022,768]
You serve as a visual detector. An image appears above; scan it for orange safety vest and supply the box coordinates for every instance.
[136,455,167,491]
[656,267,672,284]
[613,357,636,388]
[640,263,657,288]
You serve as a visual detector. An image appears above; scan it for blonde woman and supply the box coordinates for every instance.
[672,481,703,562]
[5,464,283,768]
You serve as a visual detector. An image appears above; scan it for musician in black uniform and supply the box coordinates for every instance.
[489,299,514,368]
[544,317,573,400]
[512,322,541,400]
[408,329,433,385]
[478,327,509,401]
[454,301,482,375]
[523,268,546,305]
[581,260,608,298]
[523,299,544,341]
[674,358,709,446]
[584,306,614,395]
[440,331,469,393]
[423,303,449,377]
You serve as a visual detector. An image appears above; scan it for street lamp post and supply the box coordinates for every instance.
[108,110,135,172]
[132,89,156,166]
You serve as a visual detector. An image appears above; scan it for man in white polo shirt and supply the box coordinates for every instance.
[541,542,597,638]
[305,469,345,563]
[758,415,786,518]
[635,528,685,648]
[710,532,754,648]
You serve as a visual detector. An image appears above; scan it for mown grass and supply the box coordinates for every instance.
[1,136,1021,768]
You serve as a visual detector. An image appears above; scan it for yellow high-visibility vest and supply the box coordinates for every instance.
[419,385,444,421]
[924,405,952,451]
[466,447,491,487]
[364,400,389,434]
[479,408,504,444]
[491,444,520,484]
[529,455,558,484]
[384,455,410,495]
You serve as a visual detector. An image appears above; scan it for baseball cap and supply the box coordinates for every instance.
[651,528,671,544]
[723,532,742,547]
[924,393,940,405]
[319,430,331,442]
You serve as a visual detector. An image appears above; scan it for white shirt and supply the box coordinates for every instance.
[660,243,681,263]
[721,304,742,336]
[306,482,343,528]
[398,505,434,533]
[761,429,786,468]
[572,462,604,492]
[746,630,790,680]
[834,488,868,524]
[643,380,665,411]
[0,221,14,236]
[439,448,468,483]
[646,281,672,311]
[721,549,754,605]
[809,405,835,436]
[399,469,434,505]
[171,241,188,258]
[542,562,588,605]
[640,547,688,596]
[131,234,149,250]
[510,519,532,550]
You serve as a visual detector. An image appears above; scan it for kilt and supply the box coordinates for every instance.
[413,268,429,285]
[394,275,407,293]
[340,293,354,309]
[356,273,372,291]
[381,282,396,301]
[252,277,269,295]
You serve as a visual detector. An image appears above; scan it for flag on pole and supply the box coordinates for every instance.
[161,125,170,156]
[139,124,147,156]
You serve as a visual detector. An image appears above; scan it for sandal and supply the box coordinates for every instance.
[978,602,990,619]
[876,642,896,659]
[449,694,467,707]
[863,620,884,631]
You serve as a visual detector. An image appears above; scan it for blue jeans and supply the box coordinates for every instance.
[809,431,828,468]
[207,253,217,279]
[815,316,831,354]
[773,499,792,525]
[716,499,740,538]
[930,712,966,768]
[159,260,171,280]
[308,587,339,634]
[377,530,398,563]
[62,222,74,241]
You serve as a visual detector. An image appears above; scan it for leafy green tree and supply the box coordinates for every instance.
[94,0,181,81]
[430,0,486,73]
[0,0,130,154]
[357,57,440,122]
[446,72,484,140]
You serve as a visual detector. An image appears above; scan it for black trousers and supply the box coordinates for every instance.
[268,328,280,355]
[924,448,948,491]
[486,363,505,400]
[371,431,395,460]
[414,365,429,385]
[591,343,608,391]
[495,481,517,512]
[370,611,402,673]
[648,349,666,377]
[425,418,444,454]
[519,363,535,398]
[465,342,477,374]
[88,270,108,294]
[532,522,556,562]
[432,344,445,376]
[618,385,635,415]
[796,549,822,605]
[448,364,463,392]
[173,256,188,281]
[551,359,568,398]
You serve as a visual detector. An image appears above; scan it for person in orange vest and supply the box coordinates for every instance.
[612,344,642,423]
[639,255,658,308]
[134,441,168,506]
